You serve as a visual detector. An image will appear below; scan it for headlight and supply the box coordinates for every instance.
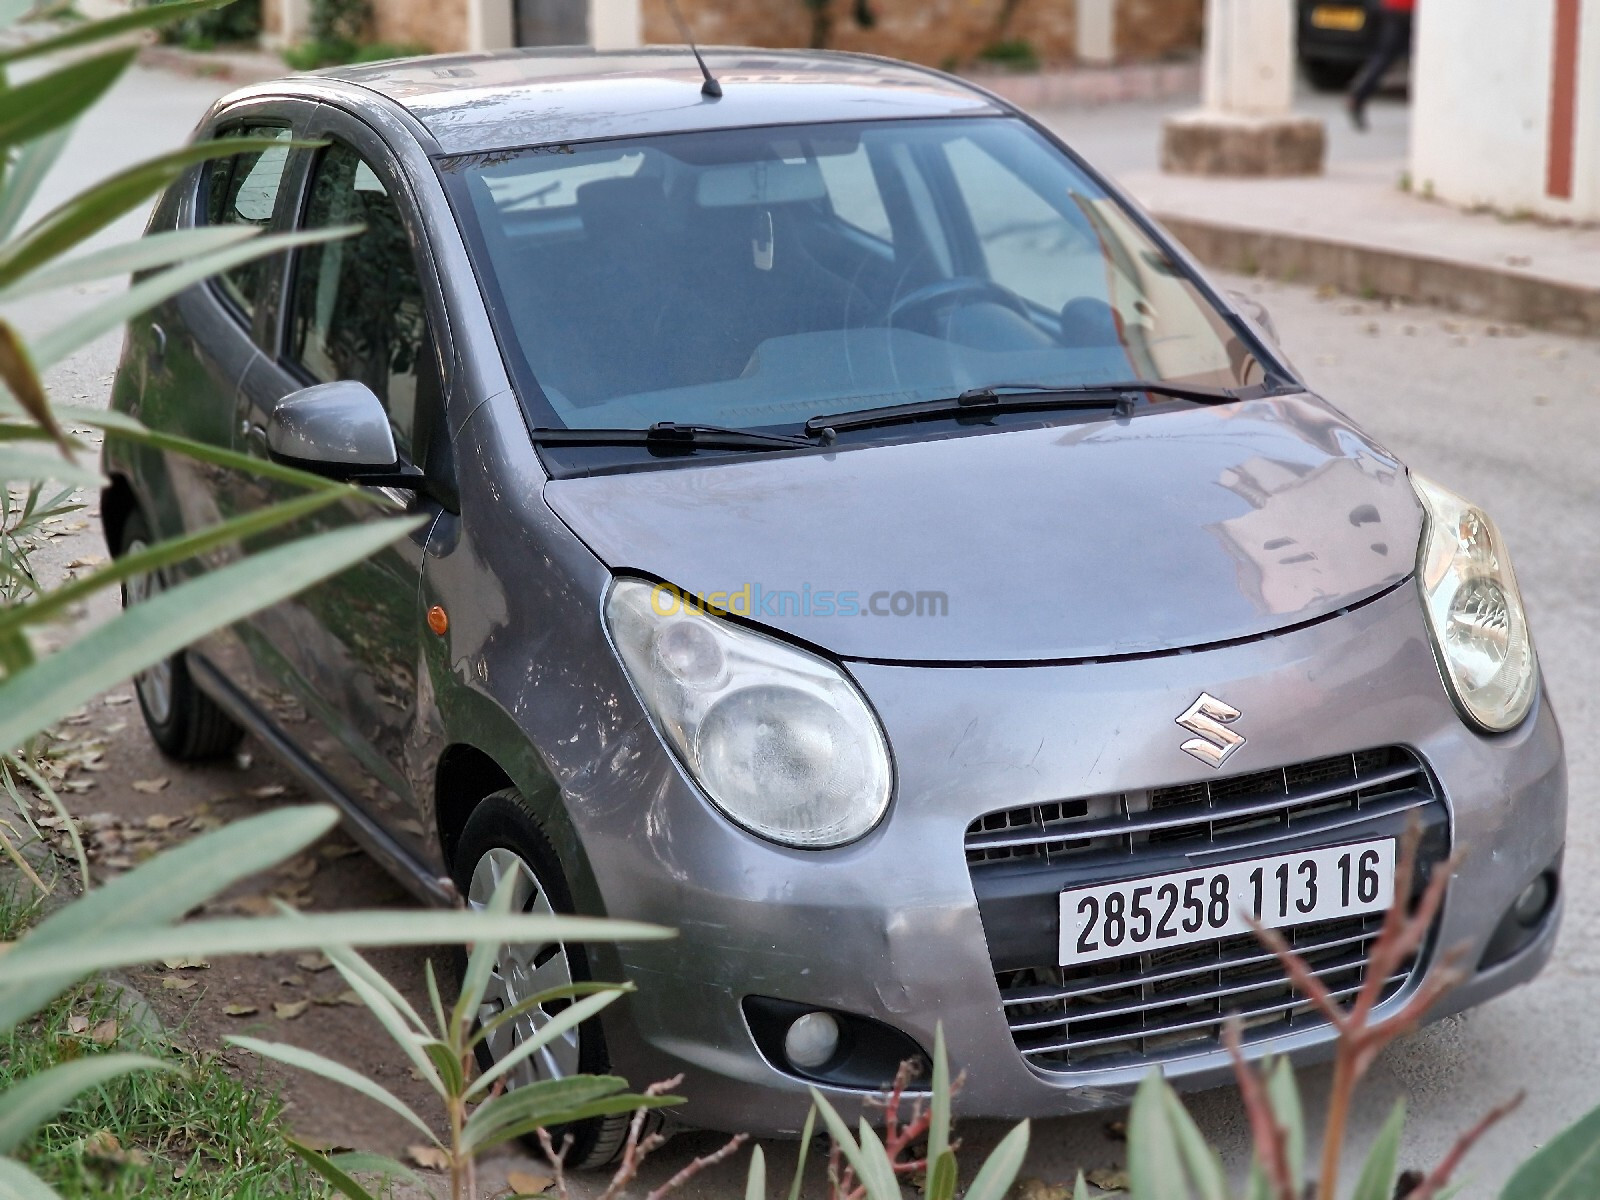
[604,579,892,848]
[1411,474,1537,732]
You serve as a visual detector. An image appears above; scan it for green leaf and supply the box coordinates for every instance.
[0,47,134,151]
[808,1092,864,1188]
[926,1149,958,1200]
[1,0,229,64]
[471,981,625,1050]
[1160,1085,1228,1200]
[423,960,448,1036]
[0,518,423,755]
[0,806,339,1030]
[1073,1171,1089,1200]
[1266,1058,1305,1188]
[0,444,101,488]
[1128,1071,1186,1200]
[1351,1099,1406,1200]
[75,407,364,494]
[469,1094,681,1155]
[0,1054,171,1153]
[230,1036,437,1142]
[326,1151,427,1194]
[323,946,444,1095]
[963,1121,1029,1200]
[0,137,296,289]
[0,320,66,453]
[422,1041,463,1097]
[450,869,518,1045]
[0,127,71,241]
[0,226,257,303]
[928,1022,951,1171]
[854,1119,903,1200]
[284,1139,383,1200]
[1500,1100,1600,1199]
[787,1104,816,1200]
[0,1156,61,1200]
[461,1075,627,1152]
[29,225,357,368]
[746,1143,766,1200]
[0,487,355,638]
[465,987,626,1099]
[0,911,670,993]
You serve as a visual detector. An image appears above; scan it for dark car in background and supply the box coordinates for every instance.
[1297,0,1408,90]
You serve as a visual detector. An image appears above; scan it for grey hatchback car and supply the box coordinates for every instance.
[103,47,1565,1162]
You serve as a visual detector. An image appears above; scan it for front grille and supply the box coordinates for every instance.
[998,913,1410,1070]
[965,747,1428,868]
[965,747,1444,1073]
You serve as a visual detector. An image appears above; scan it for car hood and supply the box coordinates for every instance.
[543,393,1421,663]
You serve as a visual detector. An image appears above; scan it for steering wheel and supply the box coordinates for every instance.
[887,276,1034,331]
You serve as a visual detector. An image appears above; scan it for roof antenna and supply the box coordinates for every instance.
[662,0,722,98]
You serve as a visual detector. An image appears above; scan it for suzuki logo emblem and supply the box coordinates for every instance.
[1176,693,1245,769]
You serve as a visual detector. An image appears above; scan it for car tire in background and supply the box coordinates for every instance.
[452,789,637,1169]
[118,510,245,760]
[1301,58,1361,91]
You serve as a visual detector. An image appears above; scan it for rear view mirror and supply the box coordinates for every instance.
[267,380,397,477]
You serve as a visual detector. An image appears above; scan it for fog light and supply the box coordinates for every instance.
[1514,874,1554,925]
[783,1012,840,1069]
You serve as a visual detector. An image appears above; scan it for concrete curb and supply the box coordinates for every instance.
[967,59,1200,108]
[1156,212,1600,338]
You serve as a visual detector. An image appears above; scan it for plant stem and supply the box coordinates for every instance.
[1318,1051,1354,1200]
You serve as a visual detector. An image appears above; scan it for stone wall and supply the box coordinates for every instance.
[1116,0,1203,60]
[371,0,471,49]
[642,0,1077,67]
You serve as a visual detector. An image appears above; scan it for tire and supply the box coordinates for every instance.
[452,789,637,1169]
[118,510,244,760]
[1301,57,1360,91]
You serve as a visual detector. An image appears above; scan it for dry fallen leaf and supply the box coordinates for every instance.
[130,778,170,794]
[160,976,197,992]
[222,1003,259,1018]
[407,1145,449,1171]
[145,813,186,831]
[506,1170,555,1195]
[273,1000,311,1021]
[248,784,287,800]
[67,1015,89,1035]
[103,695,133,706]
[1085,1168,1131,1192]
[295,953,333,973]
[90,1019,118,1046]
[311,989,363,1008]
[163,957,209,971]
[317,843,360,861]
[1018,1179,1071,1200]
[278,857,319,883]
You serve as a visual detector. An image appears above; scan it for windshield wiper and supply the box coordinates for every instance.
[531,421,817,452]
[803,380,1268,437]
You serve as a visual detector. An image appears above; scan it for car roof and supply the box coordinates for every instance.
[306,47,1007,155]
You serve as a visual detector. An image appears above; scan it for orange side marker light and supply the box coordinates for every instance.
[427,605,449,636]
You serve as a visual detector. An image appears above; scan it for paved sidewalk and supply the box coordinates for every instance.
[1037,90,1600,336]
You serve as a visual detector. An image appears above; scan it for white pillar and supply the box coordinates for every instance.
[280,0,310,46]
[591,0,642,49]
[1076,0,1116,65]
[468,0,514,51]
[1201,0,1295,116]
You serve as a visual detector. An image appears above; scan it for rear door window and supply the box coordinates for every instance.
[203,125,293,322]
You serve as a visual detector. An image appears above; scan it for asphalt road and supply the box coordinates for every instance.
[7,62,1599,1199]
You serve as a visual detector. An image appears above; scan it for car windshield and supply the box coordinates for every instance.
[443,117,1265,433]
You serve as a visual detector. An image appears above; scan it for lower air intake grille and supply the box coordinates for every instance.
[997,913,1410,1071]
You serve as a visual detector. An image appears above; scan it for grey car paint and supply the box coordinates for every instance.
[100,48,1565,1136]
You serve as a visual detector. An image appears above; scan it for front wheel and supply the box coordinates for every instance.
[1301,57,1360,91]
[452,789,634,1169]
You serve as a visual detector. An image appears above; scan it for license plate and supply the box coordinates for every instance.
[1059,838,1395,968]
[1311,4,1366,30]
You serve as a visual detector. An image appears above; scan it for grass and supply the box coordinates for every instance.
[0,891,327,1200]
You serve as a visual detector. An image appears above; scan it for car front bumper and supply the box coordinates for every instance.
[572,582,1565,1136]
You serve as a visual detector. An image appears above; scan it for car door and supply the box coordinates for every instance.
[142,117,296,685]
[231,112,454,861]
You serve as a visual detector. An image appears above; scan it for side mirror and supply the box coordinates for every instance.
[267,380,398,477]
